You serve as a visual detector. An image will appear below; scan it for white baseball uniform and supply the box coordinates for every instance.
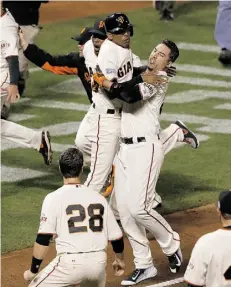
[0,10,43,151]
[75,39,133,193]
[115,74,181,269]
[184,228,231,287]
[29,183,122,287]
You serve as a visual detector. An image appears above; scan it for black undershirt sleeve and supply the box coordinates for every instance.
[6,56,20,84]
[104,74,143,103]
[110,237,124,253]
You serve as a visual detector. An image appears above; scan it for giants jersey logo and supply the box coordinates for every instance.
[117,61,132,78]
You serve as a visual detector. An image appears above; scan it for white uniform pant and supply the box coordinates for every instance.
[75,105,95,166]
[29,251,106,287]
[75,105,121,192]
[19,25,40,78]
[110,123,184,222]
[1,78,42,150]
[1,119,42,150]
[115,138,180,269]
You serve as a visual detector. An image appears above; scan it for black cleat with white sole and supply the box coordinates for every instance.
[167,248,183,273]
[39,131,52,165]
[121,266,157,286]
[175,120,199,149]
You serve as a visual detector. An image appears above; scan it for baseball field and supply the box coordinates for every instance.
[1,1,231,286]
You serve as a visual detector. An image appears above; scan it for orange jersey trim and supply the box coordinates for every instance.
[42,62,78,75]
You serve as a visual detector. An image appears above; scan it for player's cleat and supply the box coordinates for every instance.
[121,266,157,286]
[39,131,52,165]
[175,120,199,149]
[218,48,231,65]
[167,248,183,273]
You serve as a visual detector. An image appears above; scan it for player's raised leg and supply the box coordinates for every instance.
[84,114,120,192]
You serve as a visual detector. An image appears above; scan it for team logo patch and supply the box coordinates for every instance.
[106,68,116,74]
[39,213,47,228]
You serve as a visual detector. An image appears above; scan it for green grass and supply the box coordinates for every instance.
[2,1,231,253]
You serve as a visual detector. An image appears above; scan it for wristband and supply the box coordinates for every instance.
[30,256,43,274]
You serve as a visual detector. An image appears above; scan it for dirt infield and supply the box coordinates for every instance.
[2,205,220,287]
[39,1,151,24]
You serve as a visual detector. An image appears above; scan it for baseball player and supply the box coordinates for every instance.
[24,147,125,287]
[3,1,48,96]
[94,40,194,285]
[0,7,52,165]
[184,190,231,287]
[75,15,166,182]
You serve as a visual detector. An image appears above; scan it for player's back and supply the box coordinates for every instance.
[185,228,231,287]
[46,184,121,254]
[205,229,231,286]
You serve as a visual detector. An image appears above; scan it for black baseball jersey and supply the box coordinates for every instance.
[24,44,92,103]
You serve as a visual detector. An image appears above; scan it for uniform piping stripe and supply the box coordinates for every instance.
[144,144,180,241]
[35,256,61,286]
[87,115,100,187]
[162,127,181,145]
[1,73,8,87]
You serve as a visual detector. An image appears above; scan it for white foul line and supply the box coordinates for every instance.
[145,277,184,287]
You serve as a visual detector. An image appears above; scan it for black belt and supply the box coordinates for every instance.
[93,103,122,114]
[121,135,160,144]
[121,137,146,144]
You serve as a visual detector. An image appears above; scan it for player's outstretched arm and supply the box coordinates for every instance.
[19,29,79,75]
[24,233,53,282]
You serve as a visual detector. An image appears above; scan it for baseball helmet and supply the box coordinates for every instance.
[104,13,133,37]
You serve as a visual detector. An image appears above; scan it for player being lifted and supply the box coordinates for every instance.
[93,40,199,285]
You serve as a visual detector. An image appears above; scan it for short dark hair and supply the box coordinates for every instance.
[162,39,179,63]
[59,148,83,178]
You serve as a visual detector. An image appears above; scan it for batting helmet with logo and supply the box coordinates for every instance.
[104,12,134,37]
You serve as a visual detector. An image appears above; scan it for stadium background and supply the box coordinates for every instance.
[1,1,231,286]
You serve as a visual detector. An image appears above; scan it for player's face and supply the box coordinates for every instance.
[110,30,131,49]
[92,34,105,54]
[78,44,84,57]
[148,44,171,70]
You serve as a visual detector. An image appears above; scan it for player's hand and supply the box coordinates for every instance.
[23,270,37,282]
[92,80,100,93]
[166,65,176,77]
[6,84,20,104]
[92,65,107,87]
[141,72,168,85]
[18,28,28,50]
[112,253,125,276]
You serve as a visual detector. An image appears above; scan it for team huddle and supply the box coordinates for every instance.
[1,5,231,287]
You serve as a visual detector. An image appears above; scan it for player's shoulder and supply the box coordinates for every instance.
[83,40,94,56]
[132,53,142,67]
[195,230,220,248]
[43,185,65,203]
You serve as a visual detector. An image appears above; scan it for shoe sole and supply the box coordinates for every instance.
[44,131,52,165]
[121,269,157,286]
[176,120,199,149]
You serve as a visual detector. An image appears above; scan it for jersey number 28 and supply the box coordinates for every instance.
[66,204,104,233]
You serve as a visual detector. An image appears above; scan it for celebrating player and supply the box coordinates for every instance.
[0,6,52,165]
[93,39,199,285]
[24,147,125,287]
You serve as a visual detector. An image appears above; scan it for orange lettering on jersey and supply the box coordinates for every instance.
[98,21,104,28]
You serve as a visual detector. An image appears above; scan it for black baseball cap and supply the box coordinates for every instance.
[89,19,107,38]
[218,190,231,214]
[71,27,93,45]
